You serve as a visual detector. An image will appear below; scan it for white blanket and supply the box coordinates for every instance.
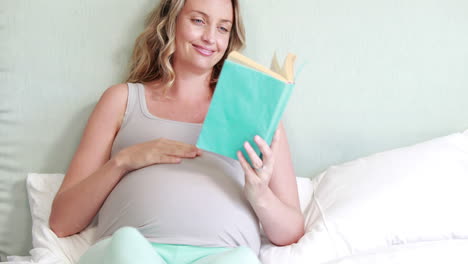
[8,239,468,264]
[324,240,468,264]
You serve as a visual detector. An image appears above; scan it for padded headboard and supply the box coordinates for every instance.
[1,0,467,259]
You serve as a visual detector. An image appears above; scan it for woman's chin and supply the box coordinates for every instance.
[190,62,218,73]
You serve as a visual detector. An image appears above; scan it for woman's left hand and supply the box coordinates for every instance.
[237,128,281,204]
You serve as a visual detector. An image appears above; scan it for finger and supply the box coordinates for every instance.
[159,138,198,152]
[157,155,182,164]
[158,140,199,158]
[254,135,273,168]
[270,127,281,153]
[244,141,263,169]
[237,150,256,179]
[162,146,198,158]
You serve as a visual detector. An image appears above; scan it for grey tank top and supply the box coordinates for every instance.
[95,83,261,254]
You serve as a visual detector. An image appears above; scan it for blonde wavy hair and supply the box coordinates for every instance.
[125,0,245,95]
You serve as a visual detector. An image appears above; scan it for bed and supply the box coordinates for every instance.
[5,130,468,264]
[2,0,468,263]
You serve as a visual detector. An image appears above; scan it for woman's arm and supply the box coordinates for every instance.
[49,84,129,237]
[238,121,305,246]
[50,84,202,237]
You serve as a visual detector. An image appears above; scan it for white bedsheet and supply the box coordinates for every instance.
[324,239,468,264]
[7,239,468,264]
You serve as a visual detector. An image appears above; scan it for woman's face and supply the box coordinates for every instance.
[173,0,233,73]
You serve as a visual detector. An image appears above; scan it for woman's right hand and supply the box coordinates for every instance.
[115,138,202,173]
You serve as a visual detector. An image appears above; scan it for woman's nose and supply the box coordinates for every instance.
[202,26,216,44]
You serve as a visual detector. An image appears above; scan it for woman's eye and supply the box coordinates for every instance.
[192,18,204,24]
[219,26,229,33]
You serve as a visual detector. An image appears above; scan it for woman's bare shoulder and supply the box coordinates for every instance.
[55,83,129,196]
[99,83,129,129]
[102,83,128,102]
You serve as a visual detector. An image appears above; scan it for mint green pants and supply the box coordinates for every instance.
[78,227,261,264]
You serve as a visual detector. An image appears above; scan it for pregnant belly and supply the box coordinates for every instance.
[96,157,261,252]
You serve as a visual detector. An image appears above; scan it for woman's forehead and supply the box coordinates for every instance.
[183,0,233,21]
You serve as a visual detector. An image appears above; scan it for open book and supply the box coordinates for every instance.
[227,51,296,83]
[196,51,297,161]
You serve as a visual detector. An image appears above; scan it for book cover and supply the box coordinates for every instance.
[196,51,296,162]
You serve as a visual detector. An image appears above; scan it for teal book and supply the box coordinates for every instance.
[196,51,296,161]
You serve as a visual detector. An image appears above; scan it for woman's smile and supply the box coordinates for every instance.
[192,44,215,56]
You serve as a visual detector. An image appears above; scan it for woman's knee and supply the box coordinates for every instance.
[228,247,260,263]
[108,227,166,264]
[195,246,260,264]
[113,226,142,239]
[109,228,146,255]
[110,226,146,246]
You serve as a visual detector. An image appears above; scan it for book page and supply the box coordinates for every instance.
[228,51,289,82]
[282,53,296,83]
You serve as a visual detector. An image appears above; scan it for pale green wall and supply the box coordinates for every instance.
[241,0,468,178]
[1,0,467,259]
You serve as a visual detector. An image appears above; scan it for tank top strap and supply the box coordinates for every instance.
[135,82,154,121]
[120,83,138,130]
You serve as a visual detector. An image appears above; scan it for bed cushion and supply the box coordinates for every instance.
[26,173,97,264]
[319,130,468,260]
[325,239,468,264]
[259,129,468,263]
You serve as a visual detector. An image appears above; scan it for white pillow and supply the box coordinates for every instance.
[316,131,468,252]
[260,130,468,263]
[25,172,315,264]
[26,173,98,264]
